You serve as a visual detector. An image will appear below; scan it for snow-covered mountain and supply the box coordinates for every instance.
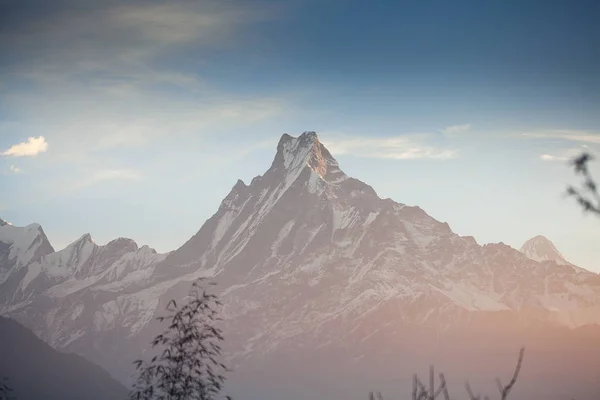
[1,132,600,399]
[520,235,572,266]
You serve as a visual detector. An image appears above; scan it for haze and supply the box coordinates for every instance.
[1,2,600,400]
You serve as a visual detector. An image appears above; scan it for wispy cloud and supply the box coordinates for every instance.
[1,1,274,80]
[539,146,590,162]
[74,169,143,190]
[0,1,287,161]
[9,165,21,173]
[520,130,600,144]
[321,134,457,160]
[440,123,471,135]
[1,136,48,157]
[540,154,569,162]
[92,169,142,182]
[2,86,286,157]
[113,2,267,50]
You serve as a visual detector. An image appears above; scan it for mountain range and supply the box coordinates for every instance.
[1,132,600,399]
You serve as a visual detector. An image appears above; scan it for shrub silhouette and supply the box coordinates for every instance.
[129,278,229,400]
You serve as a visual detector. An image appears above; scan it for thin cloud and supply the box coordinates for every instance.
[2,86,286,157]
[0,0,287,168]
[539,146,591,162]
[113,2,268,49]
[1,1,275,83]
[540,154,568,162]
[440,123,471,135]
[92,169,142,181]
[1,136,48,157]
[9,165,21,173]
[73,169,143,190]
[521,130,600,144]
[321,135,458,160]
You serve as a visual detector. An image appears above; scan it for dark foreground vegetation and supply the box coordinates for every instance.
[130,279,230,400]
[370,348,525,400]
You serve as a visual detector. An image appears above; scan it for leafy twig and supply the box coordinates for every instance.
[567,153,600,215]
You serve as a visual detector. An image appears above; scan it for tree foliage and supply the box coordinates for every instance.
[567,153,600,215]
[130,278,229,400]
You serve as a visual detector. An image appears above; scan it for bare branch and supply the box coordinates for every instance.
[413,374,418,400]
[429,365,434,400]
[437,373,450,400]
[465,381,480,400]
[371,347,525,400]
[497,347,525,400]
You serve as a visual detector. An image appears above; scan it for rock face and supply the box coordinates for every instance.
[1,132,600,399]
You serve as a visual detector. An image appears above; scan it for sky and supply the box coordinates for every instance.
[1,0,600,271]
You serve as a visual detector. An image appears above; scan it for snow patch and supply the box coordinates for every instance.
[272,220,295,252]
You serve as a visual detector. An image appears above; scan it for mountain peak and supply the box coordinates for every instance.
[528,235,550,242]
[272,131,346,185]
[68,233,95,249]
[278,131,318,146]
[275,131,321,167]
[520,235,571,265]
[105,237,138,253]
[0,220,55,267]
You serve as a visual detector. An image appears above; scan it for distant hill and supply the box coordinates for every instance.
[0,316,127,400]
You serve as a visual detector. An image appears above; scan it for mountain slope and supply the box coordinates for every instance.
[0,316,127,400]
[0,221,168,349]
[0,219,54,286]
[1,132,600,400]
[520,235,572,265]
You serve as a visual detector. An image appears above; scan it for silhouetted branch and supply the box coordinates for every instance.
[465,347,524,400]
[438,373,450,400]
[465,381,480,400]
[0,377,14,400]
[567,153,600,215]
[497,348,524,400]
[371,348,524,400]
[393,365,449,400]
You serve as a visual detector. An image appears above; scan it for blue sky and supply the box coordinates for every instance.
[1,0,600,271]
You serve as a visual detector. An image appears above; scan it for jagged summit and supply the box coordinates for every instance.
[273,131,322,170]
[520,235,571,266]
[62,233,95,252]
[271,131,346,184]
[0,219,55,268]
[0,218,8,226]
[105,237,138,251]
